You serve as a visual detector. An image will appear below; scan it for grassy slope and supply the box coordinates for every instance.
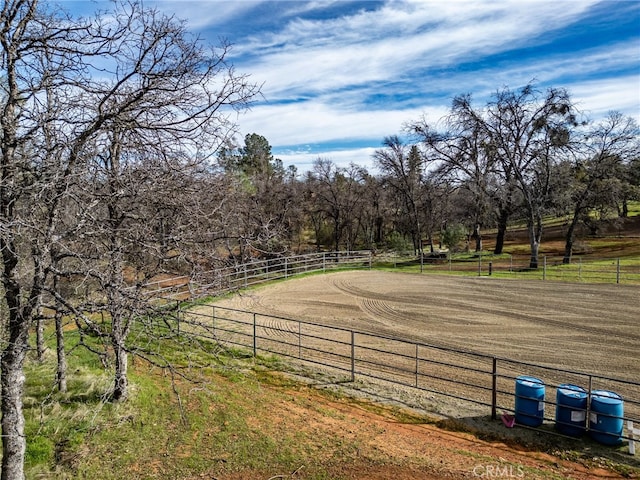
[27,332,437,480]
[24,333,314,479]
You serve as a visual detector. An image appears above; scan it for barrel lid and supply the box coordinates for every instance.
[558,384,587,398]
[516,375,544,387]
[591,390,623,403]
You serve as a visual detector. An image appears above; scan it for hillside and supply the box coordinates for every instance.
[490,214,640,258]
[25,344,638,480]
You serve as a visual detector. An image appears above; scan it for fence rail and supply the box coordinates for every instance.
[176,303,640,453]
[144,251,373,302]
[143,251,640,303]
[386,253,640,284]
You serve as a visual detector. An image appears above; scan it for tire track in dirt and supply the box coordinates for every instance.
[221,292,300,340]
[329,276,640,344]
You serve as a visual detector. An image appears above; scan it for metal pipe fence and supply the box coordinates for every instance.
[142,251,639,305]
[177,304,640,453]
[387,253,640,284]
[139,249,639,451]
[143,251,373,303]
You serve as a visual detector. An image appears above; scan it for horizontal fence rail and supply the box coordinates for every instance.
[142,251,639,305]
[386,253,640,284]
[177,304,640,453]
[143,251,373,303]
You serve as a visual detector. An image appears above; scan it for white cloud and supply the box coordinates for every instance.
[235,0,600,99]
[149,0,261,30]
[570,76,640,122]
[275,146,380,173]
[141,0,638,171]
[239,100,449,146]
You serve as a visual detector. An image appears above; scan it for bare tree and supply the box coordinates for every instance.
[486,85,579,268]
[307,159,367,252]
[374,137,425,255]
[72,0,258,401]
[562,112,639,262]
[0,0,258,476]
[411,111,499,253]
[0,2,94,476]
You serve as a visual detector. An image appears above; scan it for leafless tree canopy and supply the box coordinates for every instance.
[0,1,259,477]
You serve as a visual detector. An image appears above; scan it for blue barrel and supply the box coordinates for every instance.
[555,384,587,436]
[589,390,624,445]
[515,376,545,427]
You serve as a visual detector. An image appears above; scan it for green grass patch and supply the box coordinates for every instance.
[22,323,384,479]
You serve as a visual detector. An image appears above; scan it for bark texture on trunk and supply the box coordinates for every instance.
[112,341,129,401]
[563,219,577,265]
[527,219,542,269]
[55,309,67,393]
[1,332,28,480]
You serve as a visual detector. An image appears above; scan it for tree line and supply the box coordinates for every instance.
[218,94,638,269]
[0,0,638,478]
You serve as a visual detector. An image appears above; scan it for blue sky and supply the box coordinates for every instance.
[58,0,640,173]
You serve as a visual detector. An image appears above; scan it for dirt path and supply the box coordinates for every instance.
[208,380,626,480]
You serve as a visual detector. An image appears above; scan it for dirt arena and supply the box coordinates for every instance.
[212,270,639,382]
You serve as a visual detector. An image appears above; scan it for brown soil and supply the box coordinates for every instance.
[204,380,627,480]
[205,271,640,479]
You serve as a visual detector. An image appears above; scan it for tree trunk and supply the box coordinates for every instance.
[472,223,482,252]
[563,213,580,264]
[374,216,383,245]
[621,198,628,218]
[55,308,67,393]
[529,240,540,269]
[494,207,509,255]
[527,217,543,269]
[1,328,28,480]
[35,309,45,362]
[112,329,128,401]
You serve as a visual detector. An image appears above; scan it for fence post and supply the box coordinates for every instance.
[323,252,326,272]
[629,421,638,455]
[543,256,547,281]
[298,321,302,359]
[253,313,257,357]
[415,344,419,388]
[617,258,621,284]
[212,305,216,337]
[351,331,355,382]
[369,251,372,269]
[586,375,593,432]
[491,357,497,420]
[579,258,582,281]
[285,257,288,279]
[478,253,482,276]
